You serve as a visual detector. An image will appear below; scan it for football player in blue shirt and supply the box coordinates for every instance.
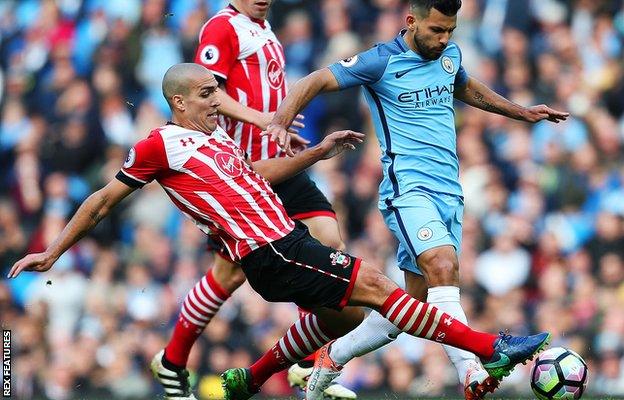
[265,0,568,399]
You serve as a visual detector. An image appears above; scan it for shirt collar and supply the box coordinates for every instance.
[396,29,409,52]
[396,29,425,60]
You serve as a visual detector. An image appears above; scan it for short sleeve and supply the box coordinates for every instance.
[454,65,468,87]
[194,17,238,80]
[116,132,167,188]
[454,44,468,87]
[327,46,390,89]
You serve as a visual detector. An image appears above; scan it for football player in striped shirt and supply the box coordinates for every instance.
[9,64,551,400]
[191,1,358,398]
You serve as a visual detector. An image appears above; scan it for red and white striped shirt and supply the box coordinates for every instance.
[194,5,287,162]
[117,123,295,260]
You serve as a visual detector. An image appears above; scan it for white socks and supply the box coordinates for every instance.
[329,285,477,383]
[427,286,478,381]
[329,309,400,366]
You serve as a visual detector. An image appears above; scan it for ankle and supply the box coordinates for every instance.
[162,350,186,371]
[247,369,262,391]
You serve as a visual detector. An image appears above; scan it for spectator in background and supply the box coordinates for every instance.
[475,230,530,296]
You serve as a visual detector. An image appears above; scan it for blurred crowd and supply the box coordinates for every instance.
[1,0,624,398]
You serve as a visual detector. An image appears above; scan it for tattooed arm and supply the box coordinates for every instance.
[454,77,569,123]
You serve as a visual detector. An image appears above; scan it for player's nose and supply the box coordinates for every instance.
[439,32,451,47]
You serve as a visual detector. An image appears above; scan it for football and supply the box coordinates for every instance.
[531,347,589,399]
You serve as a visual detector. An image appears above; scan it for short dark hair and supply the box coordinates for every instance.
[409,0,462,17]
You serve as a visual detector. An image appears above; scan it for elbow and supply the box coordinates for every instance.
[299,69,333,93]
[251,163,278,185]
[318,69,336,92]
[262,172,280,185]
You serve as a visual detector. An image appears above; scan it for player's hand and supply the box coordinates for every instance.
[263,123,293,155]
[318,130,365,160]
[288,132,310,154]
[256,113,305,132]
[8,252,57,278]
[522,105,569,123]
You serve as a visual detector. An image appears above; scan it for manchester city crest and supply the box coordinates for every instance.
[441,56,454,74]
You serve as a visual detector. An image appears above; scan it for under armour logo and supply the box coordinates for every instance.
[250,29,259,37]
[444,316,454,326]
[180,138,195,146]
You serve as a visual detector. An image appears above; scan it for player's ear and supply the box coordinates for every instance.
[172,94,185,112]
[405,13,417,30]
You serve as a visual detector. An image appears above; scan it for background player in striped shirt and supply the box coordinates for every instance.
[265,1,568,399]
[9,63,552,400]
[187,1,359,398]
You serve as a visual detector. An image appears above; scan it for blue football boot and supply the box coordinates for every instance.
[482,332,551,380]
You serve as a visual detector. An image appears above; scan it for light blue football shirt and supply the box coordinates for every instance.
[328,30,468,201]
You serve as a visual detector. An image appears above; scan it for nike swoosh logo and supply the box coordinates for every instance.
[484,353,511,368]
[395,69,412,78]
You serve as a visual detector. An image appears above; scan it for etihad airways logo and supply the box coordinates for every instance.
[398,83,455,103]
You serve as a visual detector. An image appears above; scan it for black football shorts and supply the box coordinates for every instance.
[240,222,360,310]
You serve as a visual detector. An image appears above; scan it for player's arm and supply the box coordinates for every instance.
[216,85,266,126]
[454,76,569,123]
[215,84,306,134]
[8,180,135,278]
[251,129,364,184]
[267,48,386,154]
[269,68,341,131]
[265,68,341,154]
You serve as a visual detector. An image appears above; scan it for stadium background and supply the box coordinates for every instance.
[1,0,624,398]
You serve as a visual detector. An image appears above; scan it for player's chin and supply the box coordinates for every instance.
[425,47,445,60]
[427,51,443,60]
[206,121,218,131]
[205,113,218,127]
[253,2,270,18]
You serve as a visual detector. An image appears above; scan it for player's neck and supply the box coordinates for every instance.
[170,118,215,135]
[229,3,267,25]
[402,30,420,55]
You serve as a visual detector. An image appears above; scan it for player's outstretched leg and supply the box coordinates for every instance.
[286,309,357,400]
[288,211,356,398]
[152,258,240,400]
[221,308,362,400]
[306,307,404,400]
[306,264,551,400]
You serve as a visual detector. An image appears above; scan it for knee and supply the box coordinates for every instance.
[225,268,247,290]
[212,258,246,293]
[417,251,459,285]
[357,269,388,293]
[353,266,396,306]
